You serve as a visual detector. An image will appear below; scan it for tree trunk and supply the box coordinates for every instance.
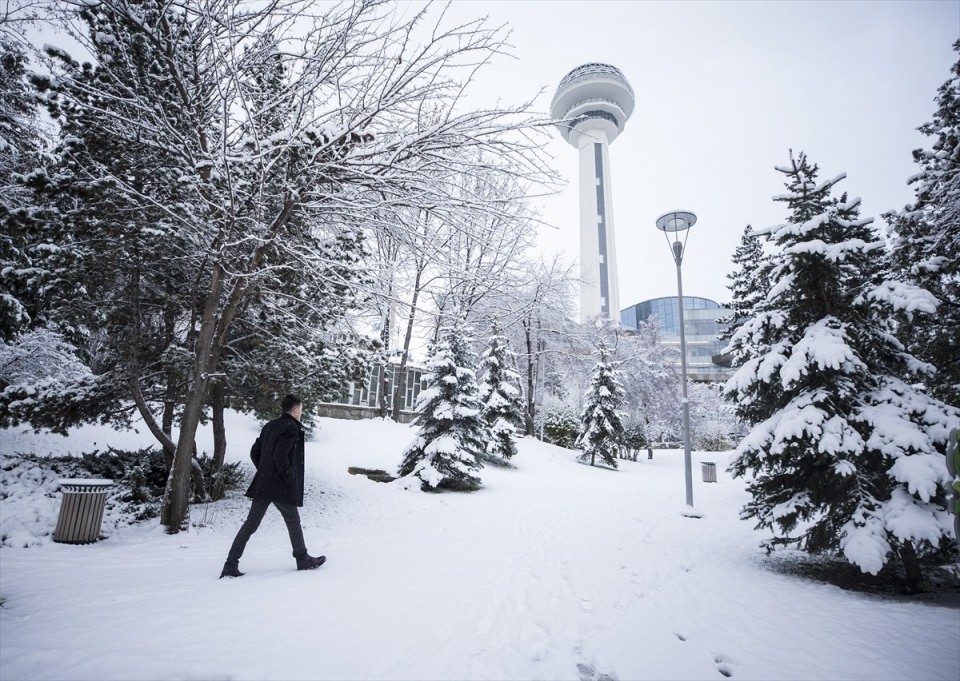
[161,281,178,469]
[377,361,389,418]
[161,198,296,532]
[190,443,210,503]
[128,261,176,462]
[897,540,924,593]
[210,380,227,501]
[391,267,423,421]
[523,320,536,436]
[161,264,224,532]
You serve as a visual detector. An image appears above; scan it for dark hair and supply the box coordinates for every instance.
[281,394,302,413]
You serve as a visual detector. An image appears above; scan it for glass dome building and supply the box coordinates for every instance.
[621,296,733,381]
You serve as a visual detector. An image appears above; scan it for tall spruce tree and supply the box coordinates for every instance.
[0,37,48,339]
[477,329,525,464]
[720,225,770,346]
[398,325,485,491]
[0,6,201,437]
[886,40,960,407]
[576,339,625,469]
[726,151,959,588]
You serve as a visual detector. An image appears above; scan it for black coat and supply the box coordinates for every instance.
[245,413,306,506]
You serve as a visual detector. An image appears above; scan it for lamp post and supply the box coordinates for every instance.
[656,210,697,512]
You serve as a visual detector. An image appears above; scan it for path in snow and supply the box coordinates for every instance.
[0,415,957,680]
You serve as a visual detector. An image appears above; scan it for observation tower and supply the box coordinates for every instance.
[551,63,635,323]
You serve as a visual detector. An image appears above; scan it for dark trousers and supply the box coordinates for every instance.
[226,497,307,565]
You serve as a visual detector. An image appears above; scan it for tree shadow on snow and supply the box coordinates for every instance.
[763,551,960,604]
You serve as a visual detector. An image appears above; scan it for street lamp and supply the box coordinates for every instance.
[655,210,698,514]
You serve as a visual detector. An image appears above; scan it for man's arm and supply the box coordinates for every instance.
[250,437,262,469]
[272,426,297,482]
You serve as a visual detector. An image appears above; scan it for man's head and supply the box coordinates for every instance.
[282,394,303,419]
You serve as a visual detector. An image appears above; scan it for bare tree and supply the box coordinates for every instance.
[36,0,554,532]
[368,160,542,421]
[469,255,577,435]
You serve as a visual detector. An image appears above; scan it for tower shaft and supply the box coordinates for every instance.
[551,62,633,325]
[577,132,620,323]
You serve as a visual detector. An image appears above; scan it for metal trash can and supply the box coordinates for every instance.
[53,479,113,544]
[701,462,717,483]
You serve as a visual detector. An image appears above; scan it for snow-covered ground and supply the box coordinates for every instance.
[1,412,957,681]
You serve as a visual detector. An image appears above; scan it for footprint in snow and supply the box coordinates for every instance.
[714,654,733,678]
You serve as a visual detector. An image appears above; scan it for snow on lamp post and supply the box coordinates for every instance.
[656,210,699,516]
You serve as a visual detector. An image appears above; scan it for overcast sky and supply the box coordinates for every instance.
[442,0,959,307]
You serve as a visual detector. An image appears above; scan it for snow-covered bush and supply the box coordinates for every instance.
[542,409,581,450]
[621,423,649,461]
[0,447,245,547]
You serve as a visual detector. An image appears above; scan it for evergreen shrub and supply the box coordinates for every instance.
[696,433,733,452]
[542,410,580,450]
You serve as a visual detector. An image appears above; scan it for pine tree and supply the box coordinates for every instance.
[576,339,625,469]
[726,151,959,588]
[398,325,485,491]
[0,37,47,339]
[24,1,205,447]
[886,40,960,407]
[477,329,525,464]
[720,225,770,345]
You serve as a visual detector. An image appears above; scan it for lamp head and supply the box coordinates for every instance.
[655,210,697,234]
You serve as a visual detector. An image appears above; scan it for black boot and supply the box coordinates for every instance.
[296,553,327,571]
[220,562,245,579]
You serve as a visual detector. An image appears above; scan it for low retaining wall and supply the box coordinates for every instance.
[315,402,418,424]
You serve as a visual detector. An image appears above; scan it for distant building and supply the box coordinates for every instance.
[344,363,426,412]
[620,296,733,382]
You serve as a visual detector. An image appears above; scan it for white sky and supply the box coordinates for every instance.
[442,0,959,306]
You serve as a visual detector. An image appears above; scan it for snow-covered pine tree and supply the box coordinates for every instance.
[576,339,625,469]
[725,151,959,588]
[477,329,525,464]
[0,36,48,339]
[720,225,770,345]
[398,325,485,491]
[1,5,204,438]
[885,40,960,408]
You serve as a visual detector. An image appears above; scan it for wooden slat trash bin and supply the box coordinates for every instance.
[701,462,717,483]
[53,479,113,544]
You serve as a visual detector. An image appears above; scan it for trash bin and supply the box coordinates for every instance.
[701,462,717,483]
[53,479,113,544]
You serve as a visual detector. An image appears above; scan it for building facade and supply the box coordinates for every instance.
[621,296,733,382]
[344,363,426,412]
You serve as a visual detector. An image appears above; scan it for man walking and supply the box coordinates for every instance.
[220,394,326,578]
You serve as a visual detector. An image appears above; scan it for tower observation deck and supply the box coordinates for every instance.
[551,63,635,323]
